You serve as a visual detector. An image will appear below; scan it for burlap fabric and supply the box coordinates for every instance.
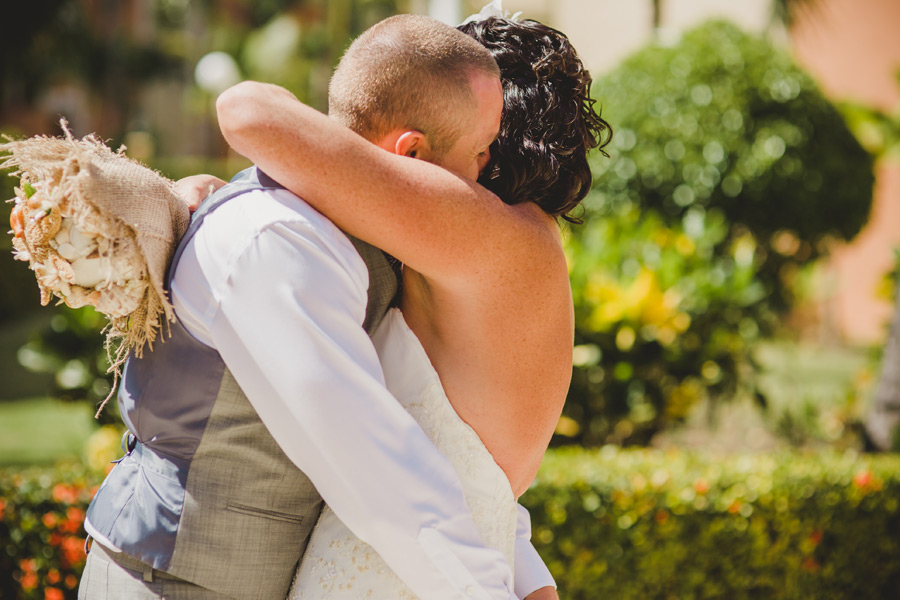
[2,122,190,412]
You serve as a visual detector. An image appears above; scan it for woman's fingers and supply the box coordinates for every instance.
[174,174,228,212]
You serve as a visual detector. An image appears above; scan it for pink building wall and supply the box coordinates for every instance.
[791,0,900,343]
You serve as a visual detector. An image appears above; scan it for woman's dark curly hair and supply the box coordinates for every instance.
[458,17,612,222]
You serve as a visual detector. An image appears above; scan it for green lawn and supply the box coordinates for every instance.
[755,339,870,413]
[649,339,871,452]
[0,397,98,466]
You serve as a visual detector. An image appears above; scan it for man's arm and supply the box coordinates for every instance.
[175,192,515,600]
[514,504,556,599]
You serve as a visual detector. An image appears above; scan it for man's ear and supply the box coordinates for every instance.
[395,131,432,161]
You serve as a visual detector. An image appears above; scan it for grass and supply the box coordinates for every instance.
[0,397,98,466]
[755,339,871,413]
[654,338,872,451]
[755,339,872,447]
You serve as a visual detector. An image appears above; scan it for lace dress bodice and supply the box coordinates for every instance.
[289,308,517,599]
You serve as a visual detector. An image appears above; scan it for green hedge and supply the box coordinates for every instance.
[524,448,900,599]
[2,449,899,599]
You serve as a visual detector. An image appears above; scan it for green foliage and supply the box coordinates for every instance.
[0,463,95,600]
[561,21,874,446]
[2,0,181,108]
[838,69,900,167]
[755,341,870,449]
[564,208,771,445]
[207,0,404,110]
[563,210,765,448]
[523,447,900,600]
[590,20,873,305]
[15,310,116,422]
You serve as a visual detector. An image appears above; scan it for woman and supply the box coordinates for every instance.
[209,14,609,598]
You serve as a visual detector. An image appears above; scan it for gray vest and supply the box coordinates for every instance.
[85,167,398,600]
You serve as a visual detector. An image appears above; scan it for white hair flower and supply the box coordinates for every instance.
[461,0,522,25]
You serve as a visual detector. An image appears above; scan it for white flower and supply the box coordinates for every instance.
[67,222,98,257]
[461,0,522,25]
[70,256,113,288]
[108,251,144,283]
[94,281,145,317]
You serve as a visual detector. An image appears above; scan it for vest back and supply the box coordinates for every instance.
[85,168,398,600]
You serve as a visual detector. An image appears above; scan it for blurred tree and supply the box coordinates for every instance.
[559,20,874,447]
[2,0,406,413]
[191,0,404,111]
[0,0,183,138]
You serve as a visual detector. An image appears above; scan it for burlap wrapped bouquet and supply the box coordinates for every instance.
[3,122,190,410]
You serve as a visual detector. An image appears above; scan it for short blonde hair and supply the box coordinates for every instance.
[329,14,500,156]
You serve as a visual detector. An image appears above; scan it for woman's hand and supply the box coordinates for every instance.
[174,174,227,212]
[524,587,559,600]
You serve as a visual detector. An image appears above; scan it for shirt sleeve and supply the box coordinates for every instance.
[513,504,556,599]
[199,215,516,600]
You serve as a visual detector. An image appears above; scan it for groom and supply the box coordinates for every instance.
[79,14,555,600]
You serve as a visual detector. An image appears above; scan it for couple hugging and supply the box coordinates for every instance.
[77,7,609,600]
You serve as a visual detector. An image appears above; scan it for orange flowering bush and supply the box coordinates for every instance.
[0,464,94,600]
[3,448,899,599]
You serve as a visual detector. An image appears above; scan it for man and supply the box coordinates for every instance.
[79,15,555,600]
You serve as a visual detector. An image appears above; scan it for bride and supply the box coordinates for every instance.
[208,12,610,599]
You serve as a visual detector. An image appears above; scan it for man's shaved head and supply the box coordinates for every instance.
[329,14,500,157]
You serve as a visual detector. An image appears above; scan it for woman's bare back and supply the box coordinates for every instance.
[400,206,571,497]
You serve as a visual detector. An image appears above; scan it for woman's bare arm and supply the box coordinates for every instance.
[216,81,552,286]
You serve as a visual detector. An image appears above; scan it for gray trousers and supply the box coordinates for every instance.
[78,542,234,599]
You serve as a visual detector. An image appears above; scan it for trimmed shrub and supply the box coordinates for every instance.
[588,20,873,282]
[524,447,900,599]
[562,20,875,446]
[3,449,899,599]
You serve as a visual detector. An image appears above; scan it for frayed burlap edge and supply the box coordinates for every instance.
[1,119,190,416]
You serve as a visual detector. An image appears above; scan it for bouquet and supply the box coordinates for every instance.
[3,121,190,412]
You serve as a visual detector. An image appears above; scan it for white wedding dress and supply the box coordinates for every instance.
[289,308,518,599]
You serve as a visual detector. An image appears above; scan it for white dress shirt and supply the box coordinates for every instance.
[168,187,554,599]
